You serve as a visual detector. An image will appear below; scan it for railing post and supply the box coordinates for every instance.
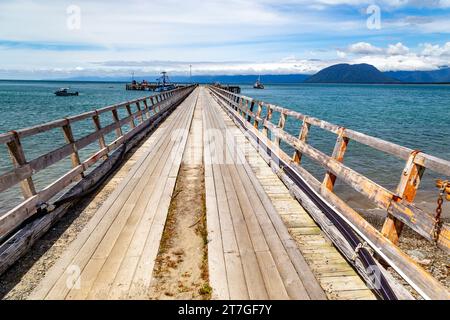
[125,104,136,129]
[382,151,425,244]
[262,107,273,138]
[61,121,84,180]
[92,112,108,159]
[323,128,349,191]
[150,97,156,114]
[293,117,310,164]
[274,113,287,147]
[154,96,162,113]
[242,99,249,120]
[135,102,144,123]
[254,102,263,129]
[111,108,123,138]
[6,132,36,198]
[143,99,151,119]
[247,101,255,123]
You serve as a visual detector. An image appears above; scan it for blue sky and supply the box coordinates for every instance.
[0,0,450,79]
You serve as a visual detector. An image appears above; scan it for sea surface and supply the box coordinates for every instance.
[1,81,449,214]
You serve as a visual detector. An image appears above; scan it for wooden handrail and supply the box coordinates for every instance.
[209,85,449,300]
[0,85,196,239]
[209,86,450,252]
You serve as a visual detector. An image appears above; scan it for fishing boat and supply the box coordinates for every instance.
[154,72,176,92]
[54,88,79,96]
[253,76,265,89]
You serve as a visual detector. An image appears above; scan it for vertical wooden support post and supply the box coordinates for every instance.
[111,108,123,138]
[274,113,287,147]
[323,128,349,191]
[262,107,273,138]
[293,117,311,165]
[382,151,425,244]
[91,112,108,159]
[243,99,248,118]
[6,132,36,198]
[247,101,255,123]
[125,104,136,129]
[143,99,151,119]
[254,102,263,129]
[156,96,162,112]
[61,121,84,180]
[135,102,144,123]
[242,99,249,120]
[150,97,156,114]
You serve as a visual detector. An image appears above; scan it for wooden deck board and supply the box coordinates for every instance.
[28,86,376,300]
[209,87,376,300]
[30,88,199,300]
[203,88,325,300]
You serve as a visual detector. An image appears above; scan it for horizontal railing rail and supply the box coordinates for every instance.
[209,85,449,300]
[0,85,196,240]
[209,86,450,251]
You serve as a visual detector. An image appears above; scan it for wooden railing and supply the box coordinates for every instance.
[0,85,196,241]
[209,85,449,299]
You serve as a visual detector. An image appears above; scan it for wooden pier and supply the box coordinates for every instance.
[0,86,449,300]
[125,82,184,91]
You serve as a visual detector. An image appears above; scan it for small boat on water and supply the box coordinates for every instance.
[253,76,265,89]
[154,72,176,92]
[54,88,79,96]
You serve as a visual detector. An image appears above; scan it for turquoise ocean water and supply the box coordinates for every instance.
[0,81,449,213]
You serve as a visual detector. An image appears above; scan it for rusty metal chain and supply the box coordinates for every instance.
[434,180,449,243]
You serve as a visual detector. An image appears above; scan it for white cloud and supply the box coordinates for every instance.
[421,42,450,57]
[387,42,409,55]
[353,55,435,71]
[347,42,383,55]
[339,41,450,71]
[336,50,347,58]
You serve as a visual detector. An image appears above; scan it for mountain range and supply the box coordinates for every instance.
[304,63,399,84]
[62,65,450,84]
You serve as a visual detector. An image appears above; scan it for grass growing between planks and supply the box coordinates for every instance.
[197,189,212,299]
[149,164,210,300]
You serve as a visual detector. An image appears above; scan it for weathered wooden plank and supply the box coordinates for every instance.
[29,87,196,299]
[111,109,123,138]
[293,118,310,165]
[382,151,425,244]
[202,98,230,300]
[323,128,349,191]
[6,133,36,199]
[0,86,196,243]
[210,86,444,300]
[206,90,326,300]
[91,113,108,157]
[212,85,450,177]
[62,122,84,181]
[263,120,450,250]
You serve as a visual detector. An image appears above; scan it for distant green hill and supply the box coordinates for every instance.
[305,63,399,84]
